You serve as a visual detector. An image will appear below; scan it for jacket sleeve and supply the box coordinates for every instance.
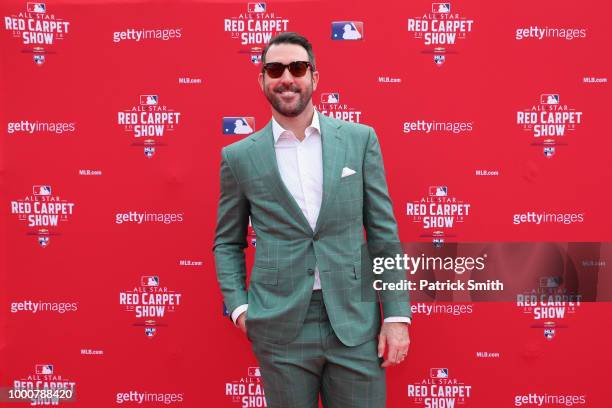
[362,127,411,319]
[213,147,251,315]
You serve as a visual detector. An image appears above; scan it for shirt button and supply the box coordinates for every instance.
[307,268,314,275]
[313,234,319,241]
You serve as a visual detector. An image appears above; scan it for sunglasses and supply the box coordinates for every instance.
[262,61,313,78]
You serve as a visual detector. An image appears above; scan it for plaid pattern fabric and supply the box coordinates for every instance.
[213,113,411,347]
[250,291,386,408]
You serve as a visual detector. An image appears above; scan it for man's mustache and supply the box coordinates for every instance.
[273,85,301,93]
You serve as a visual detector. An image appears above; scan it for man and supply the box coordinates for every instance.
[214,32,411,408]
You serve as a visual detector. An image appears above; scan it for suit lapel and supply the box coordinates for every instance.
[247,120,314,235]
[314,113,345,235]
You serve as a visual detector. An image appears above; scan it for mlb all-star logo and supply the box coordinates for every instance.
[316,91,363,123]
[12,363,76,405]
[144,321,157,338]
[433,49,446,66]
[406,186,471,236]
[407,3,474,64]
[517,94,582,158]
[250,46,262,64]
[224,2,289,62]
[407,368,472,406]
[119,276,183,337]
[518,292,582,320]
[530,320,567,341]
[541,139,557,158]
[3,2,70,64]
[10,185,75,247]
[543,321,556,340]
[117,95,181,158]
[225,366,267,407]
[516,276,582,320]
[432,230,445,247]
[516,276,581,340]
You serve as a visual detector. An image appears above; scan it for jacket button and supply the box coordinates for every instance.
[307,268,314,275]
[313,234,319,241]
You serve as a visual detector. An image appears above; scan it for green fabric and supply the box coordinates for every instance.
[214,113,411,347]
[249,290,386,408]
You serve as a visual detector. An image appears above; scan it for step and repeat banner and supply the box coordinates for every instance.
[1,0,611,406]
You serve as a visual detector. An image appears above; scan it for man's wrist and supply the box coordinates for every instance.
[231,304,248,325]
[383,316,411,324]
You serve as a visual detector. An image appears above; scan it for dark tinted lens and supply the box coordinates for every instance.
[264,63,286,78]
[288,61,309,77]
[264,62,310,78]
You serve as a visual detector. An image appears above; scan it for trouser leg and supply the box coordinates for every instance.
[319,307,386,407]
[250,291,326,408]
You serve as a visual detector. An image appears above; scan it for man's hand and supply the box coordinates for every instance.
[378,322,410,367]
[236,311,247,334]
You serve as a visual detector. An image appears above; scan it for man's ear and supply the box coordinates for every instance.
[258,72,264,91]
[312,70,319,92]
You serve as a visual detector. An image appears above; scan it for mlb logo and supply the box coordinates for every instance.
[33,185,52,196]
[434,54,445,66]
[540,94,560,105]
[430,368,449,378]
[544,328,555,340]
[433,238,444,248]
[144,139,156,158]
[27,2,46,13]
[432,3,451,13]
[35,364,53,374]
[540,276,561,288]
[543,146,555,158]
[144,146,155,158]
[33,54,45,65]
[250,47,262,65]
[247,2,266,12]
[331,22,364,41]
[141,276,160,286]
[429,186,448,197]
[38,235,50,248]
[145,327,156,337]
[248,367,262,377]
[251,53,262,64]
[223,117,255,135]
[321,93,340,104]
[140,95,158,105]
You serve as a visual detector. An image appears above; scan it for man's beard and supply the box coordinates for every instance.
[264,80,312,117]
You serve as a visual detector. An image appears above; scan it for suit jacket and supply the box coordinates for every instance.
[213,113,411,347]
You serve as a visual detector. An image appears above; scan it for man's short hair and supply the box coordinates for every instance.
[261,32,316,72]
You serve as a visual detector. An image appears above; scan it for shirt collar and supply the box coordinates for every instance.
[271,109,321,144]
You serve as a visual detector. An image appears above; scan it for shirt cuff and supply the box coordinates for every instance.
[231,304,248,325]
[384,316,411,324]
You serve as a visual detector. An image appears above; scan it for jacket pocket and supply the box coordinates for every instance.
[250,265,278,285]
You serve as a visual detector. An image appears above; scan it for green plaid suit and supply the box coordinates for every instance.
[214,113,410,407]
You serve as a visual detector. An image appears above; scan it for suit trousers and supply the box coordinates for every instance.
[249,290,386,408]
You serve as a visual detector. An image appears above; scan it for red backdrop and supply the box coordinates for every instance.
[2,0,611,406]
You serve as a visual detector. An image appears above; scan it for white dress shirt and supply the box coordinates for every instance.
[231,110,410,325]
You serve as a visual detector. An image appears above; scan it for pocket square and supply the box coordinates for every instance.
[341,167,356,178]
